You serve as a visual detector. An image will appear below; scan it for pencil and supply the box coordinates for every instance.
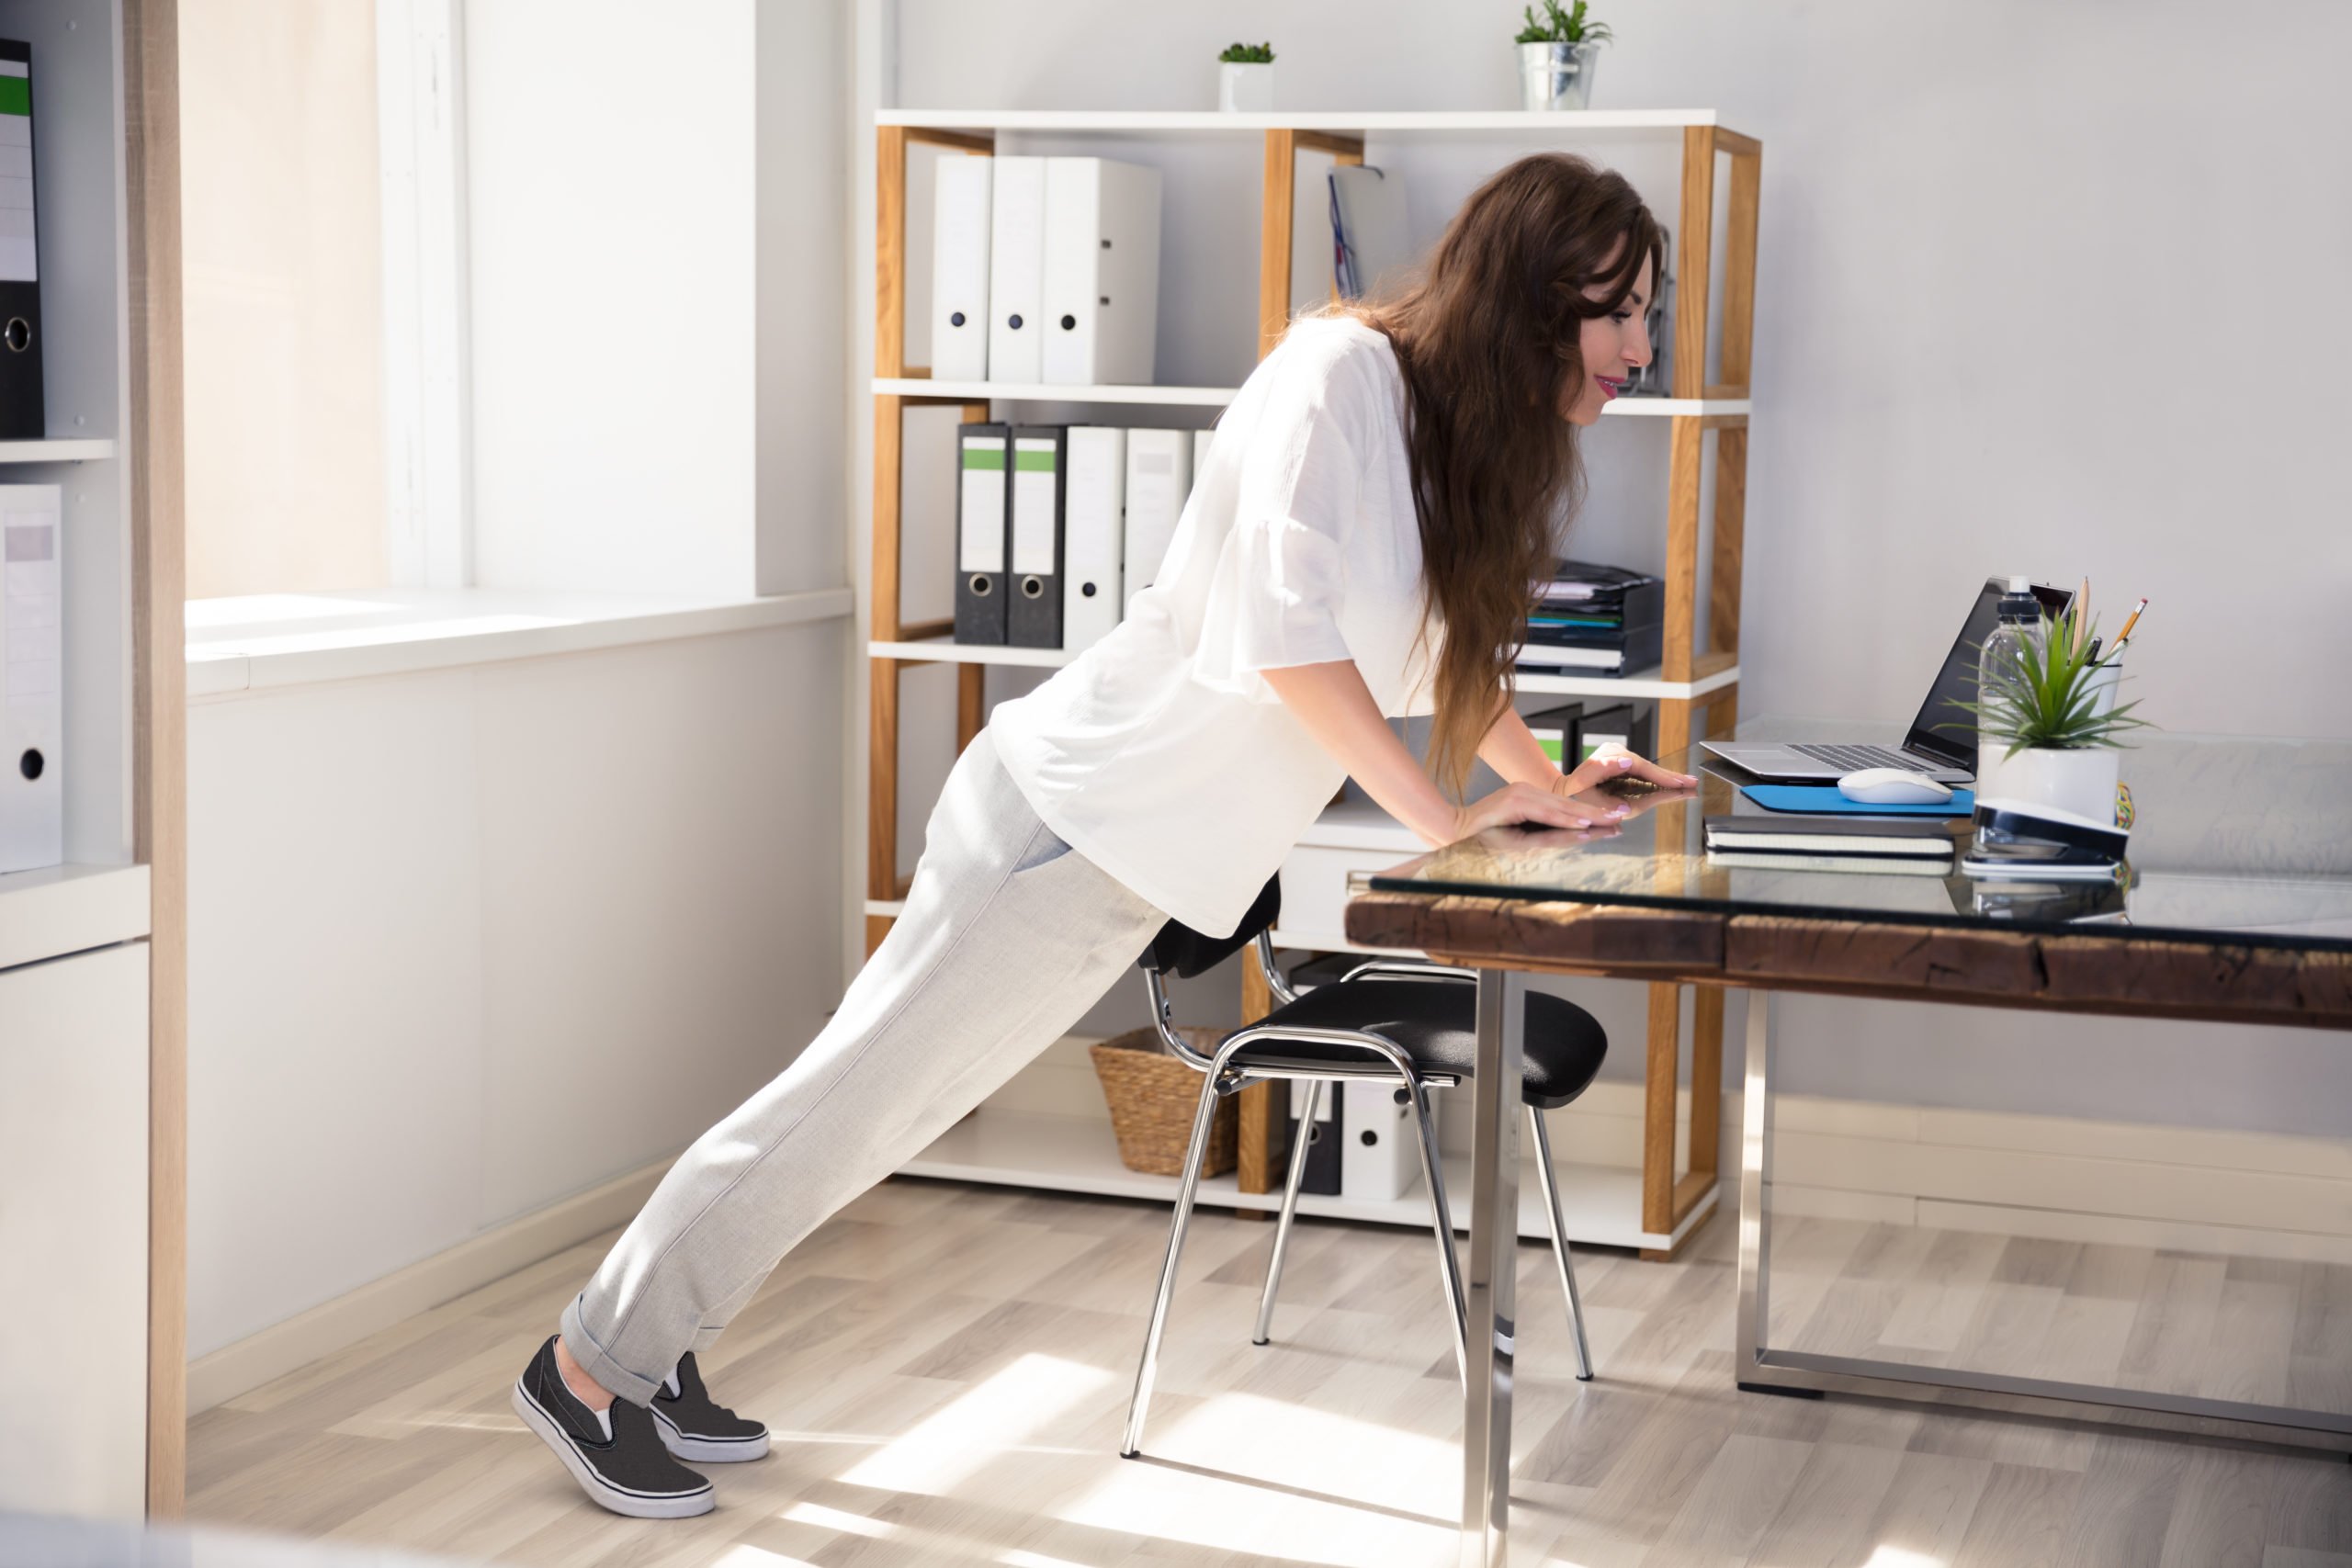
[2113,596,2147,649]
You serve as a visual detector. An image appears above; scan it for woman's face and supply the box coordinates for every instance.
[1557,254,1656,426]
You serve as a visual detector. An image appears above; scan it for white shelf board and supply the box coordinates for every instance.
[869,637,1074,669]
[0,438,116,464]
[899,1107,1713,1252]
[875,378,1233,407]
[871,637,1737,701]
[878,108,1735,137]
[1518,662,1740,701]
[0,863,151,973]
[865,898,906,919]
[875,377,1744,419]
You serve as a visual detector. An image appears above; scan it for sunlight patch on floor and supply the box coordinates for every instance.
[836,1353,1114,1495]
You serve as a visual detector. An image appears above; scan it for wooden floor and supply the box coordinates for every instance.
[188,1179,2352,1568]
[1768,1215,2352,1419]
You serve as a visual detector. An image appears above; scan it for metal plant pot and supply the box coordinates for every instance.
[1519,39,1600,111]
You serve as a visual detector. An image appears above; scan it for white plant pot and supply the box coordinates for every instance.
[1988,745,2121,827]
[1519,40,1600,111]
[1218,62,1272,113]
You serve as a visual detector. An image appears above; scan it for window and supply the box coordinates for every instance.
[181,0,469,604]
[180,0,389,601]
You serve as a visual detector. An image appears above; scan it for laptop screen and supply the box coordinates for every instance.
[1904,578,2075,767]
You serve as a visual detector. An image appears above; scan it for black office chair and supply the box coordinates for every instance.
[1119,876,1608,1460]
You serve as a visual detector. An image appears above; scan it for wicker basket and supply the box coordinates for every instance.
[1090,1026,1236,1178]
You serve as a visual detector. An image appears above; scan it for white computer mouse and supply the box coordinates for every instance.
[1838,768,1954,806]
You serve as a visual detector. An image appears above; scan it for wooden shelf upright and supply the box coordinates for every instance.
[865,110,1761,1258]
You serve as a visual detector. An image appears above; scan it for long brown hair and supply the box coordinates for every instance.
[1347,153,1662,797]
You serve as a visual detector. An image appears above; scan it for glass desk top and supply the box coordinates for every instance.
[1364,718,2352,954]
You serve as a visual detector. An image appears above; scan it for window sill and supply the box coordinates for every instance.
[186,586,854,699]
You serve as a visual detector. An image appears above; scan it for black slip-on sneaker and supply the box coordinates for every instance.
[512,1335,716,1518]
[651,1350,771,1462]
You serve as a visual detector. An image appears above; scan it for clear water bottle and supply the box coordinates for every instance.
[1974,577,2041,797]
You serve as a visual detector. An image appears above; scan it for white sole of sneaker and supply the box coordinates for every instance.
[511,1378,716,1518]
[652,1404,772,1463]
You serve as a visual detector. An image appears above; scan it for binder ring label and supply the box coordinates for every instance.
[3,318,27,353]
[968,574,992,596]
[1020,576,1045,598]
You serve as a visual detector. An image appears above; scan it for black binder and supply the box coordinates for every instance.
[1006,424,1066,649]
[954,423,1010,644]
[0,41,42,442]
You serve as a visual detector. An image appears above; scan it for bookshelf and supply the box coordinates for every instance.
[0,0,185,1515]
[866,108,1758,1259]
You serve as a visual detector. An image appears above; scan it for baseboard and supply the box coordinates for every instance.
[187,1151,679,1415]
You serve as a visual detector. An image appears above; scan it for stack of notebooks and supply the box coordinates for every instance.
[1703,814,1972,876]
[954,422,1212,652]
[1519,560,1665,678]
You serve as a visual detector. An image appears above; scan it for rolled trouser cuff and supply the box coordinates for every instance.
[560,1292,662,1408]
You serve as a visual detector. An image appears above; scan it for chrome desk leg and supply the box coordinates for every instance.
[1253,1077,1318,1347]
[1736,989,1777,1387]
[1459,967,1524,1568]
[1121,1071,1224,1458]
[1410,1082,1470,1388]
[1528,1107,1593,1382]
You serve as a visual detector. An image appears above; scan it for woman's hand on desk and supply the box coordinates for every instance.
[1553,744,1697,796]
[1444,781,1631,846]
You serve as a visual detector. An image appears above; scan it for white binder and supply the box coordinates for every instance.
[1062,426,1125,653]
[987,156,1047,384]
[1190,424,1215,494]
[930,154,993,381]
[0,485,62,873]
[1041,157,1163,386]
[1341,1077,1422,1203]
[1122,428,1192,607]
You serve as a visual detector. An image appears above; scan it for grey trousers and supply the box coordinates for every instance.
[560,728,1170,1405]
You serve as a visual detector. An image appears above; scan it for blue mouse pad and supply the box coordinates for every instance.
[1740,784,1975,817]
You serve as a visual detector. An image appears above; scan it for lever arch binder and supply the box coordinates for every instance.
[0,43,43,441]
[987,156,1046,384]
[1122,428,1192,606]
[955,423,1011,644]
[1006,425,1066,649]
[931,153,992,382]
[0,485,61,873]
[1041,157,1162,386]
[1062,425,1125,653]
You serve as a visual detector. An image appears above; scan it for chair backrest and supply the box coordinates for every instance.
[1136,874,1281,979]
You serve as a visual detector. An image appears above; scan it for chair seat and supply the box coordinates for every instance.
[1228,980,1607,1110]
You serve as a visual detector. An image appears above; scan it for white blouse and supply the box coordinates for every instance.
[989,315,1442,938]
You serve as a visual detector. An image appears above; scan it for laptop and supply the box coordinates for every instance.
[1702,578,2074,784]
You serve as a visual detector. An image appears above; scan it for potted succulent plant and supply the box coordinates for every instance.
[1217,41,1274,113]
[1516,0,1611,111]
[1969,604,2147,823]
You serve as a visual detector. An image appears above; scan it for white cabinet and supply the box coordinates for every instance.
[0,942,150,1517]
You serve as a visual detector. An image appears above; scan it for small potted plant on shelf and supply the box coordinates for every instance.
[1970,604,2147,824]
[1217,41,1274,113]
[1516,0,1611,111]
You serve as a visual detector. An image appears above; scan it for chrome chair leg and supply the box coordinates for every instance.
[1121,1070,1226,1457]
[1409,1081,1471,1389]
[1528,1105,1594,1381]
[1253,1077,1319,1347]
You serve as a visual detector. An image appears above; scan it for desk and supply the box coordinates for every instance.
[1342,721,2352,1567]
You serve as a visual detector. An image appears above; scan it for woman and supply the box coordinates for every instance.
[511,151,1697,1517]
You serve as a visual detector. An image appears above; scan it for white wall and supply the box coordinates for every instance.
[870,0,2352,1134]
[187,624,845,1359]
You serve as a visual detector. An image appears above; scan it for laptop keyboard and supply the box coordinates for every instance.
[1790,742,1934,773]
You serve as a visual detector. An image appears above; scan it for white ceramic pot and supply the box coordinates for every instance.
[1218,62,1272,113]
[1991,745,2122,826]
[1519,40,1600,111]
